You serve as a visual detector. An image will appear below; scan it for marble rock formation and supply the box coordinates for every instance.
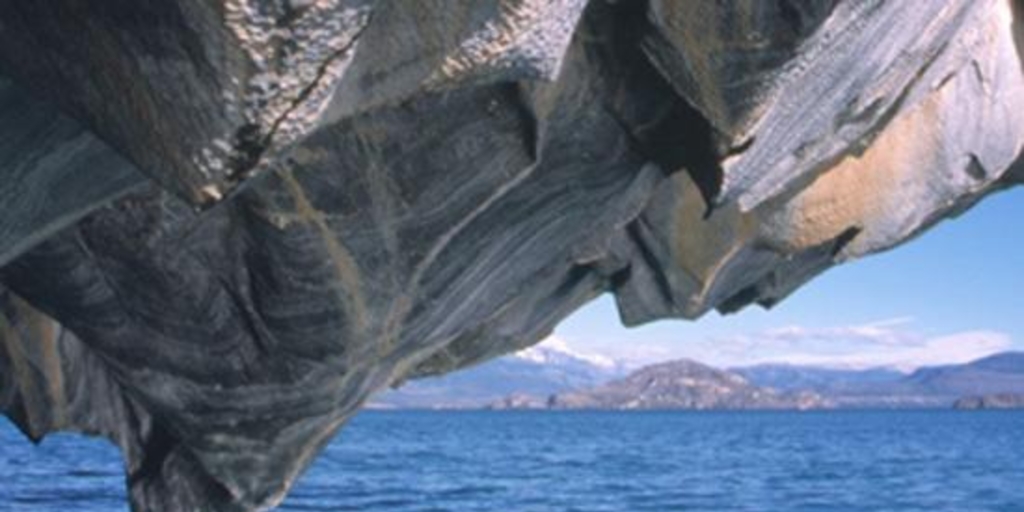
[1,1,1022,510]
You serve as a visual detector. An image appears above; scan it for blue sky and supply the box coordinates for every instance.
[553,187,1024,371]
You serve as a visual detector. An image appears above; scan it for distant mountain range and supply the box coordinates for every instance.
[731,365,907,395]
[370,338,626,409]
[539,359,827,410]
[731,363,932,407]
[905,352,1024,397]
[735,352,1024,408]
[373,346,1024,410]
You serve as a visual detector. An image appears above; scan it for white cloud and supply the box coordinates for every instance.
[547,318,1016,372]
[706,320,1014,371]
[760,317,921,347]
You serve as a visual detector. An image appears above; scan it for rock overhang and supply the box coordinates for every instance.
[0,1,1022,510]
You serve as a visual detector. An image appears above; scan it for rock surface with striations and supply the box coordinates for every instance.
[1,1,1023,510]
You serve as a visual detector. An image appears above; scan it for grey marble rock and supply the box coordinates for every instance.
[0,78,146,267]
[0,1,1023,511]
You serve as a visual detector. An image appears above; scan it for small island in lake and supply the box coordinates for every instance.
[954,394,1024,410]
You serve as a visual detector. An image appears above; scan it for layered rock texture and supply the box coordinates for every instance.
[1,1,1023,510]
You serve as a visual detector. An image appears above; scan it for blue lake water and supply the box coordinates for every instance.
[2,410,1023,511]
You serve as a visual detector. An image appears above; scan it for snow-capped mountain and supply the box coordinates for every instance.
[513,336,619,371]
[370,337,625,409]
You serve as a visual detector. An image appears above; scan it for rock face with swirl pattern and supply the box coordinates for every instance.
[1,1,1023,510]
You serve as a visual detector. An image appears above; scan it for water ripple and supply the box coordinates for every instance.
[3,411,1024,511]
